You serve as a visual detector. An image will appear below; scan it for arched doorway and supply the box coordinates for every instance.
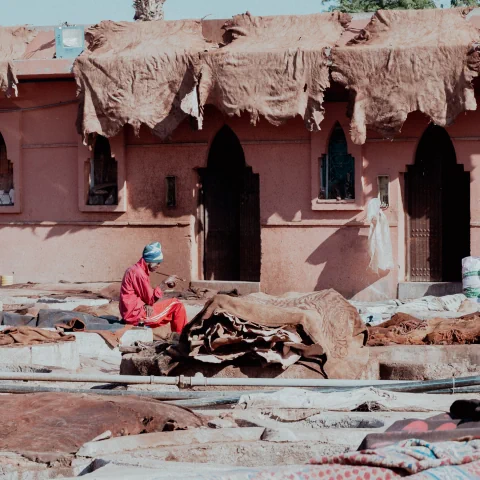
[405,125,470,282]
[200,125,261,281]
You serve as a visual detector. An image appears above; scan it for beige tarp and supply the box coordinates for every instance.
[73,20,215,142]
[199,12,350,131]
[0,27,35,97]
[331,9,480,144]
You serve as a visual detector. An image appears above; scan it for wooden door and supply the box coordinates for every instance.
[202,170,241,281]
[406,159,442,281]
[239,168,261,282]
[406,125,470,282]
[201,126,261,282]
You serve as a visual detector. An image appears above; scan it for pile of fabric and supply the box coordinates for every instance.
[179,289,368,379]
[122,289,369,379]
[352,293,477,326]
[367,312,480,346]
[0,309,130,348]
[229,440,480,479]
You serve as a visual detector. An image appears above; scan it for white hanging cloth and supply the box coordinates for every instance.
[366,198,394,274]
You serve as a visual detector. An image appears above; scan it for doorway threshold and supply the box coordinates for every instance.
[191,281,260,296]
[398,282,463,301]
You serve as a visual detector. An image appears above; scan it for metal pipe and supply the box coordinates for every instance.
[0,384,235,407]
[0,372,406,387]
[0,381,477,409]
[0,372,477,392]
[381,376,480,393]
[0,383,243,400]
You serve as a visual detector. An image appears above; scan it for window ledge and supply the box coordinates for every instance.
[79,204,126,213]
[0,205,21,214]
[311,199,363,211]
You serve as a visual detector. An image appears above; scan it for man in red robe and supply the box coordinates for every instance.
[119,242,187,333]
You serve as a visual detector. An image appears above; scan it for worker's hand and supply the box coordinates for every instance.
[144,305,154,318]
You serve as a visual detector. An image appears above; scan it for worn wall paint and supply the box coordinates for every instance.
[0,81,477,300]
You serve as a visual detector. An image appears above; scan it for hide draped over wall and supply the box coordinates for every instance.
[331,8,480,144]
[73,19,214,142]
[73,9,480,145]
[0,27,35,97]
[198,12,349,131]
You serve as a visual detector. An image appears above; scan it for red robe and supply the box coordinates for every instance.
[119,258,187,332]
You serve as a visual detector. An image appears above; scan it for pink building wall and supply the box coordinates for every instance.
[1,80,478,300]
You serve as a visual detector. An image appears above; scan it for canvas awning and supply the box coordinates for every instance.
[74,19,215,142]
[331,8,480,144]
[199,12,350,131]
[0,27,35,97]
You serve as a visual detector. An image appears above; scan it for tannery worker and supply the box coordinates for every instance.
[119,242,187,333]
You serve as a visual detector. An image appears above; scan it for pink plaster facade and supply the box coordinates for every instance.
[0,78,477,300]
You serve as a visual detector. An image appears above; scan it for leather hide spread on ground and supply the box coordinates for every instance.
[182,289,369,379]
[0,327,75,346]
[368,312,480,346]
[331,8,480,144]
[0,27,35,97]
[0,393,206,462]
[74,20,214,142]
[199,12,350,131]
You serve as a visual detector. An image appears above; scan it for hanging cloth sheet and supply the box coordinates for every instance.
[367,198,394,274]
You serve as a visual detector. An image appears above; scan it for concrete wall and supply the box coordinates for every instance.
[0,80,478,300]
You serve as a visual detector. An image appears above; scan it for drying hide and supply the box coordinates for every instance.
[367,312,480,346]
[0,392,206,462]
[181,289,369,379]
[0,326,75,346]
[331,8,480,144]
[0,27,35,97]
[199,12,350,131]
[74,19,214,142]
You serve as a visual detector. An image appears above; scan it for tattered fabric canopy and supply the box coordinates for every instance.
[331,8,480,144]
[0,27,35,97]
[74,19,215,142]
[198,12,350,132]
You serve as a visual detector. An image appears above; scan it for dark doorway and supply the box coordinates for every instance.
[405,124,470,282]
[199,125,261,282]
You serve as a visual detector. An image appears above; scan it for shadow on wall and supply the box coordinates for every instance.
[306,220,388,299]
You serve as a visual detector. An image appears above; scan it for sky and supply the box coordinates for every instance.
[1,0,334,27]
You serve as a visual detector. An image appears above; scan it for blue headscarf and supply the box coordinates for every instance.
[142,242,163,264]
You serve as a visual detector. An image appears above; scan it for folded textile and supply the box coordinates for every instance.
[176,439,480,479]
[0,327,75,346]
[56,317,132,349]
[37,310,124,331]
[361,412,480,449]
[181,290,369,378]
